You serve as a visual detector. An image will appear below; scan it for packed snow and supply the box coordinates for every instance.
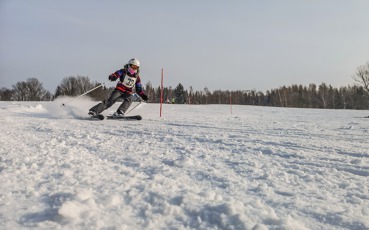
[0,98,368,230]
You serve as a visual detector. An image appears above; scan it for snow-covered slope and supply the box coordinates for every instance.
[0,99,368,230]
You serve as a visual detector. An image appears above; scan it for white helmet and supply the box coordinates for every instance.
[128,58,140,67]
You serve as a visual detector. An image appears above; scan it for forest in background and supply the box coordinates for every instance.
[1,62,368,110]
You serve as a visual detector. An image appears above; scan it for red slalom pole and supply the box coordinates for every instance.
[229,92,232,114]
[160,68,164,117]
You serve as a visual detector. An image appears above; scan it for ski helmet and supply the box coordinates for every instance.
[128,58,140,67]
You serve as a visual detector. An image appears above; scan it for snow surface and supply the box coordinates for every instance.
[0,98,368,230]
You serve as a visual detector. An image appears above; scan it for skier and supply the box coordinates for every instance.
[88,58,148,117]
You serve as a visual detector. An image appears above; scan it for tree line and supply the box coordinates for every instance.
[145,82,369,109]
[1,62,368,110]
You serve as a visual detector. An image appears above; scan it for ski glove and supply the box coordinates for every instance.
[108,75,116,81]
[141,94,148,101]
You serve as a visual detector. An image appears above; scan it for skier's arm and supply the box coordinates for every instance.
[135,76,148,101]
[108,69,125,81]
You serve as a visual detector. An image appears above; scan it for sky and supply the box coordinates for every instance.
[1,0,369,93]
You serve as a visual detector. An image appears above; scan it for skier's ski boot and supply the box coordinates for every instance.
[88,110,104,120]
[112,110,125,118]
[88,110,97,117]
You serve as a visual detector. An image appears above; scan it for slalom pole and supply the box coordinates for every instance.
[230,92,232,114]
[61,83,106,106]
[160,68,164,117]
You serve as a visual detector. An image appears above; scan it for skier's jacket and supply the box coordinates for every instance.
[108,64,145,96]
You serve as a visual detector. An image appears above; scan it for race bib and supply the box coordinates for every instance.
[122,76,136,88]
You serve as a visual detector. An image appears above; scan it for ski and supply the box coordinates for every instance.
[106,115,142,120]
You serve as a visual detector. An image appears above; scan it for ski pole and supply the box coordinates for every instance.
[62,83,106,106]
[125,94,144,115]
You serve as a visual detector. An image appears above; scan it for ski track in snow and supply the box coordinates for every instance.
[0,98,368,230]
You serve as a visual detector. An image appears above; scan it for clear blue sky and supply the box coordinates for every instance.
[1,0,369,93]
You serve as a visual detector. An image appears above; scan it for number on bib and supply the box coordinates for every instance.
[122,76,136,88]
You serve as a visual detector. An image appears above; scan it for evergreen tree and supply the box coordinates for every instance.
[174,83,186,104]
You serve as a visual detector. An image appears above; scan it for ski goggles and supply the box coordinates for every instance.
[130,64,139,70]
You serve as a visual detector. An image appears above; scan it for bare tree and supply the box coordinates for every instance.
[353,62,369,92]
[12,81,29,101]
[55,76,94,97]
[12,78,50,101]
[0,87,14,101]
[26,78,48,101]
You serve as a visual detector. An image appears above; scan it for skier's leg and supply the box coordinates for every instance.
[116,93,133,115]
[89,90,122,114]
